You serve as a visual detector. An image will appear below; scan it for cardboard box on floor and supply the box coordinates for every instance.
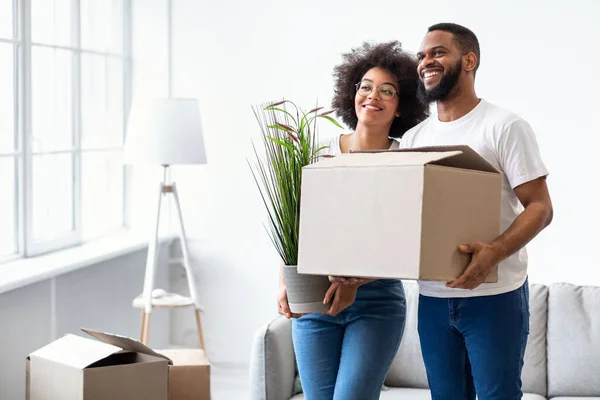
[26,330,211,400]
[26,328,171,400]
[156,349,210,400]
[297,145,501,282]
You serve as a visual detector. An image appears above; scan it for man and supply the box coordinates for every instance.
[401,23,554,399]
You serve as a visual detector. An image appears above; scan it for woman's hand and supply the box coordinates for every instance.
[277,286,306,319]
[329,275,373,286]
[322,282,359,317]
[278,261,305,319]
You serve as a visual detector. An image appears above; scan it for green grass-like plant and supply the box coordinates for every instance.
[249,100,343,266]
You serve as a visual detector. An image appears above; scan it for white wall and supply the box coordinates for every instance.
[162,0,600,366]
[128,0,171,237]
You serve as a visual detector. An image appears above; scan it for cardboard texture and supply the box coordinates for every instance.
[26,329,171,400]
[156,349,211,400]
[298,145,501,282]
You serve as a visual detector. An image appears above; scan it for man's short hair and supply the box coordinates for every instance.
[428,22,480,72]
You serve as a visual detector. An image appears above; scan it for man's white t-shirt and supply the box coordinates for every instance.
[399,99,549,298]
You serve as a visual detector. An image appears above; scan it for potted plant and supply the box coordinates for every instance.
[249,100,343,313]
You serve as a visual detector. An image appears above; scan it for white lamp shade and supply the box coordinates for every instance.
[123,98,207,165]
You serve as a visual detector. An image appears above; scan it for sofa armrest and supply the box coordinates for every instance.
[250,316,296,400]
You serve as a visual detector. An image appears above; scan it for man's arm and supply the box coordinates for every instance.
[447,176,553,290]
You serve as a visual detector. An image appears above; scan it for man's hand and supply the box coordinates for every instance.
[447,177,553,290]
[322,282,358,316]
[446,241,502,290]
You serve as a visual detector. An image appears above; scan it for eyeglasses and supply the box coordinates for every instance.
[355,81,397,100]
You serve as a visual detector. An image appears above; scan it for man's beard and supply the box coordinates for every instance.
[417,60,461,103]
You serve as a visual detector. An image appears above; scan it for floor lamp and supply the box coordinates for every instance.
[123,98,207,349]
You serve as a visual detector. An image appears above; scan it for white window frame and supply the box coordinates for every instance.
[0,0,24,263]
[1,0,132,261]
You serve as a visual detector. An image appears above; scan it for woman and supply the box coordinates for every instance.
[278,41,429,400]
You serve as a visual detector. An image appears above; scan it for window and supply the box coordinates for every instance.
[0,0,18,260]
[0,0,131,261]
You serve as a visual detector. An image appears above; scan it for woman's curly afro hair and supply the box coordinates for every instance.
[331,41,429,138]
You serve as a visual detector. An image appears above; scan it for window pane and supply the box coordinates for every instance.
[81,55,123,149]
[0,43,14,152]
[0,157,17,257]
[0,0,13,39]
[32,47,73,153]
[31,0,73,46]
[81,0,123,53]
[82,150,123,239]
[32,154,74,240]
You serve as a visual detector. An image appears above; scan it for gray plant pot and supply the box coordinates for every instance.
[283,265,331,314]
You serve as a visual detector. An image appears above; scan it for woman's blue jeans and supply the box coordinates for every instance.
[291,279,406,400]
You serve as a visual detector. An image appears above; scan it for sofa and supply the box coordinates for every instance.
[250,281,600,399]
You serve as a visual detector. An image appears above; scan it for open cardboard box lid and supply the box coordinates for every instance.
[81,328,173,365]
[309,145,498,174]
[28,328,173,369]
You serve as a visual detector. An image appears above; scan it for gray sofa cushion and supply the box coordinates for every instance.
[385,281,429,389]
[250,316,296,400]
[522,283,549,396]
[548,283,600,397]
[551,398,600,400]
[521,395,546,400]
[291,388,432,400]
[291,389,547,399]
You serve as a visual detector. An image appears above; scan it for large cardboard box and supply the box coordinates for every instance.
[298,145,501,282]
[26,329,171,400]
[156,349,210,400]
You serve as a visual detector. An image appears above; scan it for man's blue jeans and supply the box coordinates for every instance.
[292,279,406,400]
[417,279,530,400]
